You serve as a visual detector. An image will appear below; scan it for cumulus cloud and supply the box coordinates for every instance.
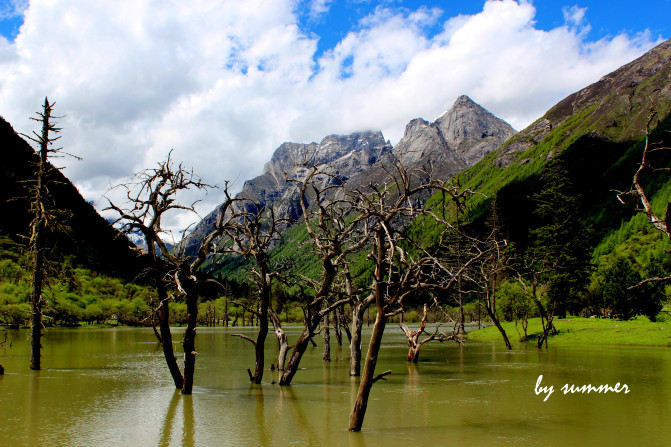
[0,0,661,234]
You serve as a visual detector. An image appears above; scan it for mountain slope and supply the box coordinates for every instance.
[0,115,145,278]
[417,38,671,263]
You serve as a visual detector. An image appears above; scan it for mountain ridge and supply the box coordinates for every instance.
[182,95,515,256]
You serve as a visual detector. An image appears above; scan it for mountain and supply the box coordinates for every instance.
[0,115,145,278]
[183,97,514,257]
[426,38,671,262]
[181,131,392,255]
[499,38,671,164]
[393,95,516,175]
[210,38,671,287]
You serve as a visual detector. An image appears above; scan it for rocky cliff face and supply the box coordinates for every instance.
[238,131,391,219]
[391,95,516,179]
[181,131,391,254]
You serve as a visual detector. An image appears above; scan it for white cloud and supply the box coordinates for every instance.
[563,5,587,27]
[0,0,661,233]
[307,0,332,21]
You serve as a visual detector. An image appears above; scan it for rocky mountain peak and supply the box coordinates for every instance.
[435,95,516,162]
[182,97,514,255]
[403,118,431,140]
[392,96,515,177]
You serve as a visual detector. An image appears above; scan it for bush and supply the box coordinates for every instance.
[0,302,30,326]
[403,310,419,323]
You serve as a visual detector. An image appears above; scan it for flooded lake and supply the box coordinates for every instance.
[0,326,669,446]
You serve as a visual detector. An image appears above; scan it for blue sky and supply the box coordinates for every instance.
[0,0,667,232]
[2,1,669,46]
[296,0,670,58]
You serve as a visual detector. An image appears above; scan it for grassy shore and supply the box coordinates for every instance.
[467,316,671,347]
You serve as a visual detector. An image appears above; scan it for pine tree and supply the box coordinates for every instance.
[530,160,591,317]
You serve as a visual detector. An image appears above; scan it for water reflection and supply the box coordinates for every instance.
[159,391,180,446]
[250,385,270,446]
[158,390,195,446]
[182,394,194,446]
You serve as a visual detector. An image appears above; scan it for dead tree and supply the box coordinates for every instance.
[348,158,482,432]
[468,221,513,350]
[21,98,79,370]
[322,304,331,362]
[268,308,289,373]
[617,102,671,286]
[345,264,374,377]
[107,152,226,394]
[399,304,457,363]
[219,196,289,384]
[278,165,368,386]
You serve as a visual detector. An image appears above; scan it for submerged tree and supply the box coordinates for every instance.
[278,164,367,386]
[220,194,290,384]
[107,151,225,394]
[21,98,79,370]
[348,159,481,432]
[399,303,457,363]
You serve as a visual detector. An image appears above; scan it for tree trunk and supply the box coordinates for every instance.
[458,276,465,336]
[30,98,53,371]
[341,305,352,344]
[251,282,270,384]
[323,310,331,362]
[485,305,512,350]
[181,276,198,394]
[477,294,482,330]
[280,260,337,385]
[407,344,420,363]
[157,282,183,389]
[333,306,343,347]
[348,311,388,431]
[279,310,320,385]
[30,216,44,371]
[269,309,288,372]
[349,297,373,376]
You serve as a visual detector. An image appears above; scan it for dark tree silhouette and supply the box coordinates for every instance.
[22,98,80,370]
[107,151,223,394]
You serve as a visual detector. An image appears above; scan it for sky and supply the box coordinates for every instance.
[0,0,669,237]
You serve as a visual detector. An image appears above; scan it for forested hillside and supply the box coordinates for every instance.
[0,113,153,327]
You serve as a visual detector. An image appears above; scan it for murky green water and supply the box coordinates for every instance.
[0,326,669,446]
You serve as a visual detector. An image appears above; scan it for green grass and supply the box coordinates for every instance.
[467,316,671,347]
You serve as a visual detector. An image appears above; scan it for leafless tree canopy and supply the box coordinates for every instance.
[105,151,218,394]
[616,100,671,287]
